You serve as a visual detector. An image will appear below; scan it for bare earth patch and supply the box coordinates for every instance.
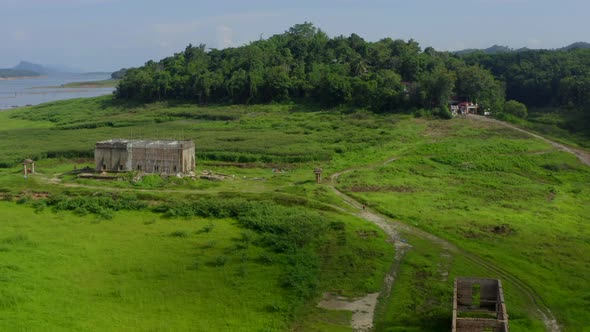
[317,292,380,332]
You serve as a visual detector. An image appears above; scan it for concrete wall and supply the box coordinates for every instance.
[95,143,131,172]
[94,140,195,174]
[452,277,509,332]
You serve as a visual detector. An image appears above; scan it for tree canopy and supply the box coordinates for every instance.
[114,22,589,135]
[116,23,503,113]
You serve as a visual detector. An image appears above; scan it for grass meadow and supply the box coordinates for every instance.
[337,119,590,331]
[0,200,392,332]
[0,95,588,331]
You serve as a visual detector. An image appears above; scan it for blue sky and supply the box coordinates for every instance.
[1,0,588,71]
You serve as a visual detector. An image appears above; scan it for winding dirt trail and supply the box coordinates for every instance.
[323,156,561,331]
[470,115,590,167]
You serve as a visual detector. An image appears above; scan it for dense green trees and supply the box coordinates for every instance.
[116,23,503,114]
[115,23,589,135]
[461,49,590,135]
[461,49,590,108]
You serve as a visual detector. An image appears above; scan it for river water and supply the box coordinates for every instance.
[0,73,115,110]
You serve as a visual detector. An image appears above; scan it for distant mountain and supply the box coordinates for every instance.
[454,42,590,55]
[13,61,49,74]
[0,68,40,78]
[454,45,513,55]
[12,61,82,75]
[559,42,590,51]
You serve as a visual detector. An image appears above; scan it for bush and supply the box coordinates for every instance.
[413,109,431,118]
[503,100,528,119]
[44,192,147,218]
[434,106,453,119]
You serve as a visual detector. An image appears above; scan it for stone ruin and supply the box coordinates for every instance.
[453,277,509,332]
[94,139,195,175]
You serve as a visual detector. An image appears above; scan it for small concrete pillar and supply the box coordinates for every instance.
[22,159,34,175]
[314,168,323,184]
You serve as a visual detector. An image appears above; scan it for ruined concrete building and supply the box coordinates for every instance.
[95,139,195,174]
[453,277,509,332]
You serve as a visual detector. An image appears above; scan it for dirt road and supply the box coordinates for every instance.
[325,156,561,332]
[470,115,590,167]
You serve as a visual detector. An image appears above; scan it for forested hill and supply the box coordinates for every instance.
[116,23,505,115]
[115,23,589,133]
[460,49,590,108]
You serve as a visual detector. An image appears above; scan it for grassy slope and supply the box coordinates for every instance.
[0,201,392,332]
[0,96,589,330]
[0,205,286,331]
[337,119,590,331]
[500,108,590,149]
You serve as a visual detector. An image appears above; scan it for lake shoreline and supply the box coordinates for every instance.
[0,73,114,110]
[0,76,44,81]
[32,79,118,89]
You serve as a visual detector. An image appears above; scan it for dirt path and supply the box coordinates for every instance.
[39,145,565,331]
[470,115,590,167]
[317,162,411,332]
[323,158,560,332]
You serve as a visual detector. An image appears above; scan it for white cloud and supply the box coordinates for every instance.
[216,26,234,48]
[151,11,279,50]
[527,38,541,48]
[11,30,29,41]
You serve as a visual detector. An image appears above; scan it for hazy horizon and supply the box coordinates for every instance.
[1,0,588,72]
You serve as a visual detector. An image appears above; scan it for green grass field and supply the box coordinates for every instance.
[337,119,590,331]
[0,199,392,332]
[0,95,589,331]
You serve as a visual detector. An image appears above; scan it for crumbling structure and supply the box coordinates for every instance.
[314,168,322,184]
[22,159,35,175]
[453,277,509,332]
[95,139,195,174]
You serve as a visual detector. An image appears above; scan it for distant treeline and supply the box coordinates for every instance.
[115,23,589,131]
[461,49,590,109]
[111,68,128,80]
[115,23,505,115]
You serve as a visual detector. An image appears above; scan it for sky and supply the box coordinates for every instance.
[1,0,588,72]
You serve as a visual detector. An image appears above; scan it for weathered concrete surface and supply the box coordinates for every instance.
[95,139,195,174]
[453,278,509,332]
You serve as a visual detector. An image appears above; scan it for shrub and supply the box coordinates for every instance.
[413,109,431,118]
[434,106,453,119]
[503,100,528,119]
[170,230,188,237]
[209,255,228,267]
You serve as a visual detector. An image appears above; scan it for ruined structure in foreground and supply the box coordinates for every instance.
[95,139,195,175]
[453,277,509,332]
